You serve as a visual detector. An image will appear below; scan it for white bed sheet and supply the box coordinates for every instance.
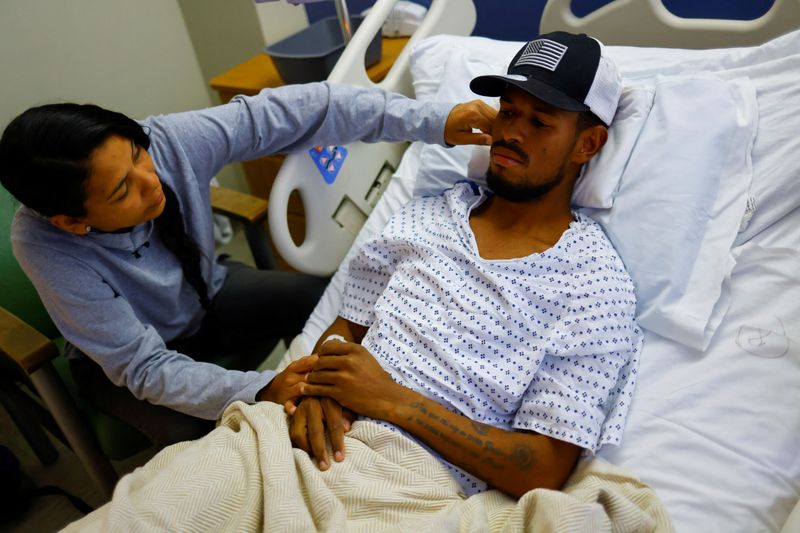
[597,240,800,533]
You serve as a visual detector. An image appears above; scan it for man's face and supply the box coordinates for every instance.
[487,86,581,202]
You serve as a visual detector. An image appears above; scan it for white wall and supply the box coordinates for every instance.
[178,0,269,104]
[0,0,211,129]
[255,1,309,45]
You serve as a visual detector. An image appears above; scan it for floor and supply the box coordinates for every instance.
[0,408,155,532]
[1,224,287,532]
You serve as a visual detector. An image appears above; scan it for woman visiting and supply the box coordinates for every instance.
[0,81,494,449]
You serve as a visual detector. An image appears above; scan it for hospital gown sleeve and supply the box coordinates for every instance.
[513,290,642,453]
[338,194,431,326]
[140,82,453,188]
[338,230,407,327]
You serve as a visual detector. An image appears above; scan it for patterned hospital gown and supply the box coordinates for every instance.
[339,182,642,495]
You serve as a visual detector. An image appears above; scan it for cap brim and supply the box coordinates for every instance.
[470,75,589,113]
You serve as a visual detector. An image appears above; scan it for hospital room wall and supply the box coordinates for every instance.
[178,0,308,100]
[0,0,306,193]
[0,1,211,137]
[0,0,235,188]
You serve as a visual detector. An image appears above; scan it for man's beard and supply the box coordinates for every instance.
[486,140,567,203]
[485,167,566,203]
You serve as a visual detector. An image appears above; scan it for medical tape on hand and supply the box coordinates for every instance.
[323,334,347,345]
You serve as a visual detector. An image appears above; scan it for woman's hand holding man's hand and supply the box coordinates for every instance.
[256,354,317,409]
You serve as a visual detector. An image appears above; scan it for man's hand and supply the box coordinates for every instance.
[288,397,353,471]
[256,354,317,408]
[301,341,407,420]
[443,99,497,146]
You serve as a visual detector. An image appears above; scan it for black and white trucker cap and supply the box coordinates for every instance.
[470,31,622,126]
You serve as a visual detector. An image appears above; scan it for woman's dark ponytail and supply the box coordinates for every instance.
[155,183,210,309]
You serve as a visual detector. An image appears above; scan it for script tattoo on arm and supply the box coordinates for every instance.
[407,402,536,472]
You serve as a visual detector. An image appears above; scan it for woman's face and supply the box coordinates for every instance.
[79,134,165,233]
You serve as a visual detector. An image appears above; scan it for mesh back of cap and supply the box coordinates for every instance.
[584,42,622,125]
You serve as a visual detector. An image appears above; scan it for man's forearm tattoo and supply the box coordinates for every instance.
[407,402,535,471]
[471,420,490,436]
[511,443,534,469]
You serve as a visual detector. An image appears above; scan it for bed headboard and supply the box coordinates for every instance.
[541,0,800,48]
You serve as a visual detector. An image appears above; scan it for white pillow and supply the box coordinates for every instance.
[582,75,757,350]
[409,35,518,101]
[581,30,800,244]
[409,37,452,101]
[412,53,499,198]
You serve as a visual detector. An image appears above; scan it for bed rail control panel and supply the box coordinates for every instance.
[333,162,395,236]
[364,162,396,208]
[332,196,367,236]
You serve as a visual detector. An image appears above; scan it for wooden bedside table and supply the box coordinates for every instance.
[209,37,409,270]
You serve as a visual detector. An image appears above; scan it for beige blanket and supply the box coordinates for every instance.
[64,402,673,532]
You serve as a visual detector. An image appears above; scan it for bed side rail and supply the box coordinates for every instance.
[269,0,476,276]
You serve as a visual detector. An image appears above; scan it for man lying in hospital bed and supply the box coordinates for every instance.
[293,31,640,497]
[63,32,672,532]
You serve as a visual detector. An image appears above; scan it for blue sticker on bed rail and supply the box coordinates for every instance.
[309,145,348,184]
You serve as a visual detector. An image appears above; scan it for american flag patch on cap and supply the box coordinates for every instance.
[514,39,568,71]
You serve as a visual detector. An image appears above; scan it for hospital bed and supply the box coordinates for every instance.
[268,0,800,531]
[57,1,799,530]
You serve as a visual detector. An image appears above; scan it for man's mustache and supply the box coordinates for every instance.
[491,141,529,166]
